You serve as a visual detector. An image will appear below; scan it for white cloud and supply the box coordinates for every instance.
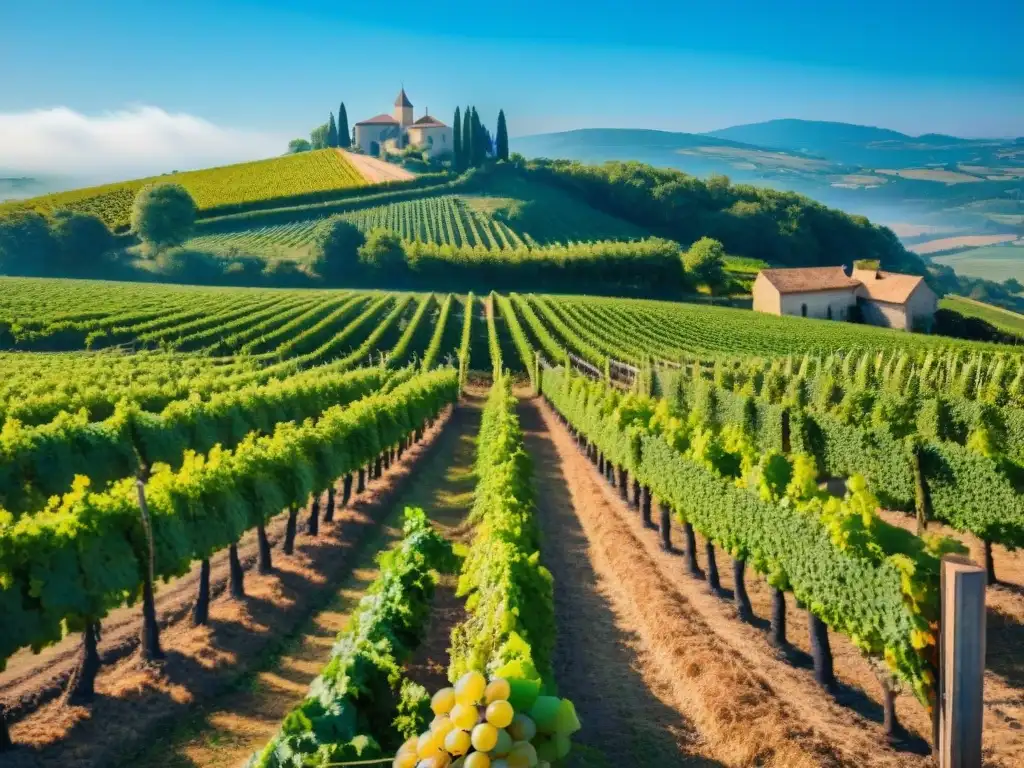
[0,106,289,181]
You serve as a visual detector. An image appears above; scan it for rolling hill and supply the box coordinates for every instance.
[513,121,1024,238]
[702,118,1004,168]
[512,127,836,179]
[186,174,647,260]
[0,149,924,299]
[0,149,368,231]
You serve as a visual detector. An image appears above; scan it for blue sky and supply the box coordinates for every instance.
[0,0,1021,176]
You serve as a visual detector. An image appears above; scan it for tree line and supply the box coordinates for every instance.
[289,102,352,154]
[517,158,929,276]
[452,106,509,170]
[306,214,685,296]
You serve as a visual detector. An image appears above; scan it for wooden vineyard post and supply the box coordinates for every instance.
[938,555,985,768]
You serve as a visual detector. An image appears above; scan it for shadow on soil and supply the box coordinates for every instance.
[517,400,725,768]
[986,601,1024,695]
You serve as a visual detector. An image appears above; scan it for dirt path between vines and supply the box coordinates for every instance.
[3,407,456,768]
[129,393,483,768]
[517,400,717,767]
[522,396,943,768]
[339,149,416,183]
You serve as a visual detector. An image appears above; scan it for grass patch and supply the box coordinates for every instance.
[932,242,1024,282]
[940,295,1024,336]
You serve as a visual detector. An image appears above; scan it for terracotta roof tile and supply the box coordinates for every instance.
[758,267,860,294]
[355,114,399,126]
[852,269,926,304]
[412,115,446,127]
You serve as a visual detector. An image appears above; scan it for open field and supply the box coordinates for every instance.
[0,150,367,230]
[876,168,986,184]
[1,276,1023,768]
[987,213,1024,227]
[958,164,1024,179]
[829,173,889,188]
[932,242,1024,282]
[677,145,834,172]
[909,233,1022,254]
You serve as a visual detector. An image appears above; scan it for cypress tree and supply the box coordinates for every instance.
[482,126,494,159]
[496,109,509,161]
[327,112,339,148]
[338,103,350,148]
[452,106,462,171]
[470,107,484,165]
[462,106,473,167]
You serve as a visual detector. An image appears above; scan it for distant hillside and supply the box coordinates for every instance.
[511,128,827,177]
[511,127,847,200]
[0,176,62,203]
[513,128,763,153]
[512,123,1024,238]
[704,118,1013,169]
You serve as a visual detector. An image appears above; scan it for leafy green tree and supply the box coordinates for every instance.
[311,215,365,281]
[287,138,312,153]
[0,210,58,273]
[462,107,473,168]
[310,122,329,149]
[683,236,727,294]
[51,211,114,271]
[452,106,463,171]
[496,109,509,161]
[131,183,197,250]
[337,103,351,148]
[358,228,405,270]
[1003,277,1023,294]
[327,113,339,148]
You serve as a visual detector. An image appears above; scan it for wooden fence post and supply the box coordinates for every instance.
[939,555,985,768]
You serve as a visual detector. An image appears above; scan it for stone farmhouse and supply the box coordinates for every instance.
[752,265,938,331]
[353,89,453,159]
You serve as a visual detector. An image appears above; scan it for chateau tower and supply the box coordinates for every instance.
[394,88,413,128]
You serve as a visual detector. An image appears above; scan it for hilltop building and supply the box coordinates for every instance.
[752,265,937,331]
[353,89,452,159]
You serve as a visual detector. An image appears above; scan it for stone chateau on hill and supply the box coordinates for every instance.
[353,89,453,159]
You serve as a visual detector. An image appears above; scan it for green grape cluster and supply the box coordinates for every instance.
[394,672,580,768]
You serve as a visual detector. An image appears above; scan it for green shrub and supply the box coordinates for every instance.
[131,183,197,250]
